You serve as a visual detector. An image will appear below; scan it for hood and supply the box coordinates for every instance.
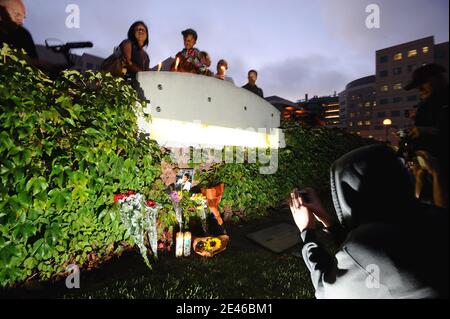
[330,144,416,231]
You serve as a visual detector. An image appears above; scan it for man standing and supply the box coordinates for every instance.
[0,0,63,76]
[242,69,264,98]
[0,0,38,59]
[405,63,449,208]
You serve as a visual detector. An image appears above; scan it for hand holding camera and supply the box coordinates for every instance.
[289,188,334,232]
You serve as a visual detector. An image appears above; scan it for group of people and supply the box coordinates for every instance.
[0,1,265,98]
[289,63,449,299]
[115,22,265,98]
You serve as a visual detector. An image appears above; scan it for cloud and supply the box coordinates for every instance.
[257,55,352,101]
[318,0,449,51]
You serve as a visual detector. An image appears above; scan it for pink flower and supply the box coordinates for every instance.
[170,192,181,203]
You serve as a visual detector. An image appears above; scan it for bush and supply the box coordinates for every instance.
[197,126,374,220]
[0,45,168,286]
[0,44,374,287]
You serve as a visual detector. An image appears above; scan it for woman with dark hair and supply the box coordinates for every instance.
[120,21,150,78]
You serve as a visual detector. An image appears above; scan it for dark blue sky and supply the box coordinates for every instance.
[23,0,449,101]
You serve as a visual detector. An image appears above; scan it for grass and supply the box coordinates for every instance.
[2,208,326,299]
[62,249,315,299]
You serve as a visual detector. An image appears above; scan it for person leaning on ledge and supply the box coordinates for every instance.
[170,28,208,75]
[242,69,264,98]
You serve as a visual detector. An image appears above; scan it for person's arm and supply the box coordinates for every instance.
[290,190,384,298]
[290,190,337,295]
[121,41,143,74]
[416,151,448,208]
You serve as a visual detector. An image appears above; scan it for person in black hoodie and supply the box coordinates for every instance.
[405,63,449,208]
[290,144,449,299]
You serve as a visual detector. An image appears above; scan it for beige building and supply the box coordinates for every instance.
[374,36,447,143]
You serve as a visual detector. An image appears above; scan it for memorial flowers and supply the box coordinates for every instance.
[114,192,162,267]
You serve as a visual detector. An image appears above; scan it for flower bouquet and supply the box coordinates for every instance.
[170,191,183,230]
[201,183,225,226]
[114,191,162,267]
[190,193,209,234]
[193,235,229,258]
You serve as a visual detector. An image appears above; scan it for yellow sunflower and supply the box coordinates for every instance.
[205,238,222,252]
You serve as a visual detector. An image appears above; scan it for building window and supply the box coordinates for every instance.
[349,122,353,127]
[393,83,403,90]
[350,112,355,118]
[358,103,363,108]
[373,101,377,107]
[394,53,403,61]
[379,70,389,77]
[357,121,363,126]
[365,120,372,126]
[393,67,402,75]
[364,102,371,107]
[380,99,389,105]
[391,110,401,117]
[408,49,418,58]
[377,112,386,118]
[365,111,371,116]
[422,46,429,54]
[380,55,389,63]
[393,97,403,103]
[381,85,389,92]
[407,95,418,102]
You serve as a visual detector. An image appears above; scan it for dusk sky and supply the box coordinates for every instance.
[23,0,449,101]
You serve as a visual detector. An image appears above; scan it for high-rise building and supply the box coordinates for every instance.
[343,75,377,139]
[434,41,449,79]
[338,90,347,129]
[298,95,340,128]
[374,36,448,143]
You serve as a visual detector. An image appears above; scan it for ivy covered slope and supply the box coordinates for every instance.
[0,45,165,287]
[199,126,374,219]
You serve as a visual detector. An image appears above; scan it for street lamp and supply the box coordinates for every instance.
[383,119,392,143]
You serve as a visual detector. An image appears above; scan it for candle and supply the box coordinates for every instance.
[157,62,162,72]
[176,232,184,257]
[183,232,192,257]
[220,65,226,74]
[174,57,180,71]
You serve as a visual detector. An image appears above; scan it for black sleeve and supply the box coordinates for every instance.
[301,230,337,293]
[19,27,38,59]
